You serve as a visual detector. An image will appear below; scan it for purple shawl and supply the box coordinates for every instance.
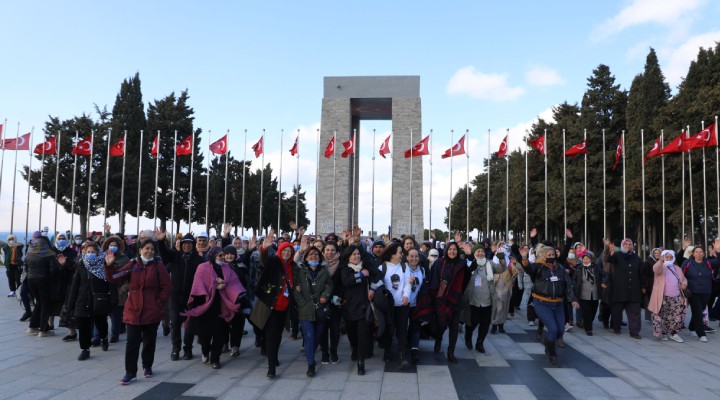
[182,261,246,322]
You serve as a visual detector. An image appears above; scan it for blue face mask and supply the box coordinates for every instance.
[140,255,153,263]
[75,239,83,245]
[294,245,300,252]
[108,246,118,254]
[56,240,68,248]
[307,261,320,267]
[84,253,97,261]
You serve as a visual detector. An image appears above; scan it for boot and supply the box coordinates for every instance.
[411,348,419,364]
[536,325,543,341]
[357,360,365,375]
[557,337,566,348]
[475,339,485,353]
[434,337,442,354]
[306,363,316,377]
[267,365,276,379]
[498,324,505,334]
[447,348,458,364]
[464,330,473,350]
[490,324,497,334]
[543,340,550,355]
[547,341,558,367]
[399,351,409,370]
[171,347,180,361]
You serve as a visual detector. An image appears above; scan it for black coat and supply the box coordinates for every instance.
[572,263,604,301]
[607,251,644,303]
[65,263,113,318]
[256,248,298,309]
[159,241,205,307]
[341,263,380,321]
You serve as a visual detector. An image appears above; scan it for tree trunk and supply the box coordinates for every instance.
[119,213,126,235]
[79,214,88,239]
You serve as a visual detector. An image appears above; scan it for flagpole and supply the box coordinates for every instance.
[188,130,195,234]
[716,117,719,235]
[24,128,35,242]
[687,126,694,244]
[295,129,300,228]
[544,129,548,238]
[410,128,414,236]
[466,129,470,239]
[223,130,230,226]
[259,129,265,235]
[278,129,283,232]
[206,131,211,234]
[332,130,336,233]
[641,129,646,259]
[53,131,62,242]
[702,121,708,246]
[661,130,665,247]
[10,123,20,234]
[86,130,94,236]
[119,130,127,234]
[428,130,432,240]
[563,129,567,232]
[584,129,587,244]
[241,129,247,236]
[352,128,357,232]
[70,131,78,236]
[38,134,46,230]
[525,135,528,244]
[622,130,626,238]
[136,130,144,236]
[487,129,490,239]
[448,129,453,233]
[602,129,606,239]
[169,130,178,236]
[0,118,6,199]
[103,128,112,230]
[682,129,685,241]
[505,128,509,240]
[372,129,376,238]
[314,129,319,235]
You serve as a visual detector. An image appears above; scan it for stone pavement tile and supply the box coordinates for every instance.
[517,342,545,355]
[11,388,62,400]
[379,391,419,400]
[643,389,689,400]
[380,372,418,394]
[304,370,351,391]
[416,365,453,385]
[488,335,534,360]
[164,362,216,383]
[418,384,458,400]
[588,377,645,398]
[612,370,666,390]
[299,389,342,400]
[544,368,612,399]
[44,378,120,400]
[0,374,55,399]
[258,377,308,400]
[347,362,384,382]
[218,385,263,400]
[491,384,537,400]
[340,381,382,400]
[36,367,110,390]
[238,366,275,388]
[182,375,240,397]
[93,380,159,399]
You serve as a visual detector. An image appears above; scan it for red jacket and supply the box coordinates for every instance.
[106,258,172,325]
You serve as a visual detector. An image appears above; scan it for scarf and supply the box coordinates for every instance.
[28,239,54,258]
[325,253,340,276]
[84,250,107,280]
[582,264,595,285]
[182,261,245,322]
[348,262,363,273]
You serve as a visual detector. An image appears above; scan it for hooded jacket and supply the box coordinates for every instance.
[257,242,297,312]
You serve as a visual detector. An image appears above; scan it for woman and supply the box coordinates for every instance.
[256,229,296,379]
[183,246,246,369]
[490,251,518,334]
[378,242,412,369]
[428,241,470,363]
[523,244,579,366]
[340,245,377,375]
[55,234,79,341]
[573,252,603,336]
[65,242,112,360]
[643,248,662,322]
[462,243,495,353]
[294,246,333,377]
[103,236,130,343]
[406,248,427,362]
[681,245,718,342]
[4,234,23,297]
[224,245,251,357]
[25,231,57,337]
[649,250,687,342]
[319,241,342,364]
[104,238,172,385]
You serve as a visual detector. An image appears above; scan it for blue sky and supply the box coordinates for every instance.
[1,0,719,238]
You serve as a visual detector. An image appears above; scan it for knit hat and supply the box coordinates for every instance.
[180,233,195,243]
[223,245,237,257]
[472,243,484,256]
[372,239,386,248]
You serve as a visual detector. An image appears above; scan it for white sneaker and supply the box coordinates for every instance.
[565,323,573,332]
[699,336,708,342]
[27,327,40,335]
[691,331,698,337]
[7,291,15,297]
[669,334,684,343]
[528,321,536,327]
[37,330,55,337]
[660,335,669,341]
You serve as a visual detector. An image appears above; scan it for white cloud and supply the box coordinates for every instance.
[660,31,720,87]
[593,0,706,39]
[524,66,565,87]
[446,66,524,101]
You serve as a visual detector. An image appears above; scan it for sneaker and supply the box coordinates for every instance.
[19,312,31,322]
[7,291,15,297]
[27,327,40,335]
[171,349,180,361]
[38,330,55,337]
[528,321,536,327]
[330,354,340,364]
[660,335,669,341]
[78,349,90,361]
[143,368,153,378]
[700,336,708,342]
[321,354,330,365]
[565,323,573,332]
[231,346,240,358]
[120,374,136,385]
[101,338,109,351]
[704,325,716,333]
[62,334,78,342]
[669,334,684,343]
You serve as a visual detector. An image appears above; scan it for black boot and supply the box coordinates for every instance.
[399,351,409,370]
[434,337,442,354]
[306,363,316,377]
[357,360,365,375]
[475,339,485,353]
[267,365,276,379]
[490,324,497,334]
[498,324,505,334]
[547,341,558,367]
[447,348,458,364]
[464,330,473,350]
[411,348,419,364]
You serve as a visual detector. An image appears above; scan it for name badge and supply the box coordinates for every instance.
[283,286,289,297]
[475,274,482,287]
[550,276,559,282]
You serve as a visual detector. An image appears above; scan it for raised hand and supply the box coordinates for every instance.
[154,228,166,241]
[683,237,691,249]
[223,223,232,236]
[105,250,115,266]
[298,226,306,237]
[249,236,257,250]
[262,229,275,249]
[104,223,111,233]
[352,225,362,237]
[300,236,309,252]
[341,229,351,241]
[454,231,462,243]
[289,221,297,231]
[565,228,573,239]
[530,228,537,238]
[57,254,67,266]
[460,242,472,255]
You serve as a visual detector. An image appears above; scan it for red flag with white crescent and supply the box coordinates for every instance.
[643,136,663,164]
[497,135,508,157]
[110,137,125,157]
[209,134,228,155]
[150,134,159,157]
[71,136,93,156]
[289,135,298,156]
[379,134,391,158]
[176,135,193,156]
[251,136,263,158]
[564,139,587,157]
[684,124,718,151]
[441,135,466,159]
[404,135,430,158]
[341,135,355,158]
[324,136,335,158]
[529,135,545,155]
[612,136,623,171]
[1,132,31,150]
[34,136,57,155]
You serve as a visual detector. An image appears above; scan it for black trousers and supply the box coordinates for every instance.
[27,278,52,332]
[125,322,159,376]
[688,293,711,338]
[264,309,287,368]
[579,299,599,332]
[510,286,524,311]
[229,313,245,348]
[6,264,21,292]
[198,318,228,363]
[465,305,492,345]
[346,318,369,361]
[438,311,462,352]
[320,305,341,357]
[77,315,108,350]
[170,300,194,351]
[611,301,641,335]
[382,306,409,356]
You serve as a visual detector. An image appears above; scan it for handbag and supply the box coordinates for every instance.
[90,273,112,316]
[306,275,330,321]
[249,300,272,329]
[668,265,691,299]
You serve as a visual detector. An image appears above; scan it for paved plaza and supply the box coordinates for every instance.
[0,272,719,400]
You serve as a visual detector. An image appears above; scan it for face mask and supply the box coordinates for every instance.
[141,255,153,263]
[75,239,83,245]
[664,260,674,268]
[215,258,224,265]
[583,262,591,267]
[308,261,320,267]
[620,246,630,254]
[477,258,487,266]
[8,239,15,245]
[42,232,48,237]
[293,245,300,252]
[568,253,576,260]
[545,257,556,264]
[56,240,68,248]
[84,253,97,261]
[108,246,118,254]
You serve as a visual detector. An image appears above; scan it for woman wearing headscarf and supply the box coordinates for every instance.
[293,246,333,377]
[523,244,578,366]
[643,248,662,322]
[681,245,718,342]
[3,234,23,297]
[490,250,519,334]
[606,238,645,339]
[319,241,342,365]
[648,250,687,342]
[183,246,246,369]
[429,241,470,363]
[572,252,604,336]
[25,231,57,337]
[102,235,129,343]
[54,234,78,341]
[461,243,496,353]
[65,242,112,360]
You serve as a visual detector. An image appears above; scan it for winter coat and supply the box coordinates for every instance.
[256,242,297,312]
[293,265,333,321]
[159,240,205,307]
[681,257,717,295]
[607,250,644,303]
[523,261,577,302]
[66,263,113,318]
[105,258,172,326]
[25,239,56,280]
[341,262,379,321]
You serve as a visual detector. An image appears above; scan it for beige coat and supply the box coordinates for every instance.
[647,260,687,315]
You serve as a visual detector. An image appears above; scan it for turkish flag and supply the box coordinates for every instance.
[404,135,430,158]
[0,124,3,140]
[150,135,159,157]
[176,135,193,156]
[72,136,93,156]
[441,135,466,159]
[529,135,545,155]
[252,136,263,158]
[210,134,228,155]
[379,134,391,158]
[34,136,57,155]
[341,135,355,158]
[1,132,31,150]
[289,135,298,156]
[110,137,125,157]
[659,131,685,154]
[497,135,508,157]
[612,136,623,171]
[324,136,335,158]
[643,136,663,164]
[564,139,587,157]
[684,124,717,151]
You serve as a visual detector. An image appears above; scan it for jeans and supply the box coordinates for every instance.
[533,300,565,342]
[77,315,108,350]
[300,319,325,366]
[27,278,52,332]
[125,322,159,376]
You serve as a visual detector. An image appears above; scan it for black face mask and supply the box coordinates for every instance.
[545,257,556,264]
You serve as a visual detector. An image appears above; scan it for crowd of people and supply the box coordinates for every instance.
[1,223,719,385]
